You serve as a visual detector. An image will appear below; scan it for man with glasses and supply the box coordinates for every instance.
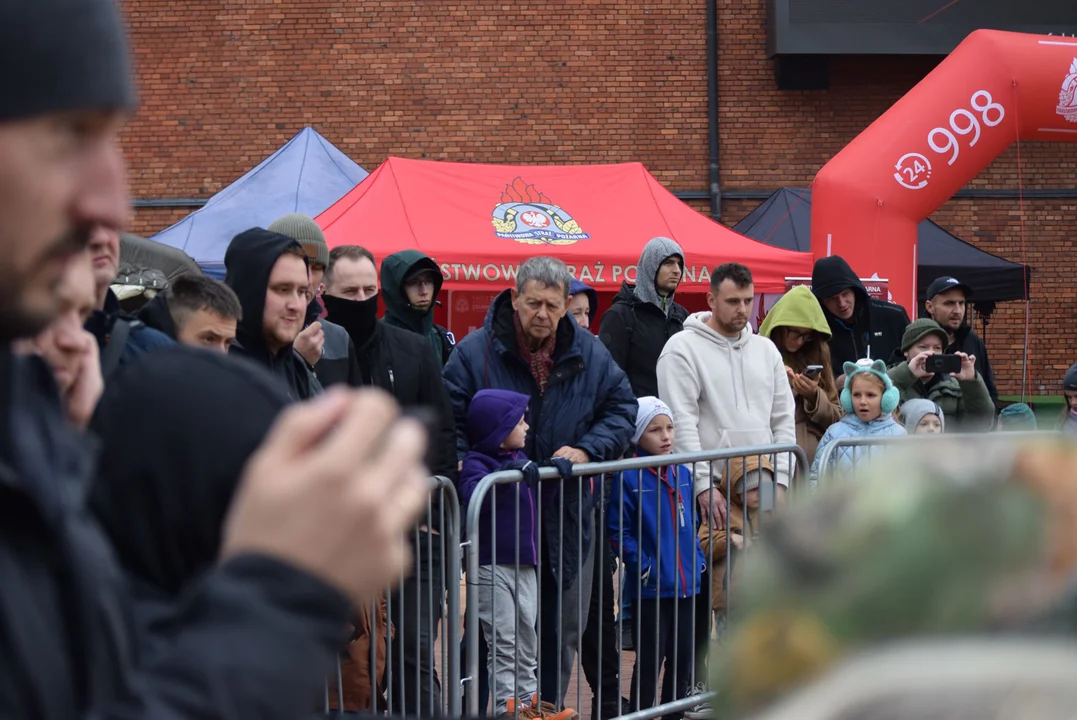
[224,228,323,401]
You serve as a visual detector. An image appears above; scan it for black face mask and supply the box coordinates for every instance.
[322,293,379,346]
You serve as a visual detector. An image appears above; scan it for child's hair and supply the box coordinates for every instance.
[849,371,887,394]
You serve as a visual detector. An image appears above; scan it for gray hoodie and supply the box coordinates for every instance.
[634,236,684,316]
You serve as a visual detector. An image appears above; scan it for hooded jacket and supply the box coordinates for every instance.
[887,360,995,431]
[656,313,798,499]
[459,389,542,566]
[599,237,688,398]
[381,250,454,368]
[811,256,910,371]
[322,293,458,498]
[0,345,351,719]
[810,413,907,480]
[759,286,844,464]
[85,287,174,378]
[224,228,321,401]
[608,459,706,602]
[443,289,637,588]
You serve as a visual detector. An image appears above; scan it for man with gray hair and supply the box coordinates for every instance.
[599,236,688,398]
[443,255,637,710]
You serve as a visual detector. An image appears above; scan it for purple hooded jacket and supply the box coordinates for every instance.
[459,389,541,566]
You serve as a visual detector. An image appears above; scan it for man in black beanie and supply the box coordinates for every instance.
[0,2,436,718]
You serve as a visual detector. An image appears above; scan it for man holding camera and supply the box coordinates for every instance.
[924,276,999,409]
[887,319,995,431]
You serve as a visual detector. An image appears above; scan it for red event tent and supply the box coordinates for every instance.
[317,157,812,336]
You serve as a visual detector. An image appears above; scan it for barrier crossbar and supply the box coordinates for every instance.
[463,444,808,720]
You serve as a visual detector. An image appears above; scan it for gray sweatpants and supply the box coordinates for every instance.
[477,565,539,715]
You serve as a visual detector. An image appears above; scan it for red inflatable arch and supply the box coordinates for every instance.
[812,30,1077,314]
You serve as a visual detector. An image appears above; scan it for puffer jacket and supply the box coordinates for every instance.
[811,413,907,481]
[443,289,637,589]
[759,286,844,465]
[887,362,995,431]
[607,461,706,601]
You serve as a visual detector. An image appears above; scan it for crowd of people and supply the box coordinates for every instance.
[4,2,1077,720]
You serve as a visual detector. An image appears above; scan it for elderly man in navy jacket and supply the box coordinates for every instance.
[444,256,637,709]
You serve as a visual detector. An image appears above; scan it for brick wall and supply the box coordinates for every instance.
[118,0,1076,397]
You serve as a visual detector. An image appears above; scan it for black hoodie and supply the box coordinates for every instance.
[137,291,178,339]
[811,256,910,372]
[224,228,321,401]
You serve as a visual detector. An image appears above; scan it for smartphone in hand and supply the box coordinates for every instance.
[803,365,824,379]
[925,353,962,375]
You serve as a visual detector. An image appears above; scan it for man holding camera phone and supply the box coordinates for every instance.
[924,276,999,410]
[887,319,995,431]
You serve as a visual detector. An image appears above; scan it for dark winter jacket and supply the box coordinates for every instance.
[85,288,174,378]
[812,256,910,372]
[322,293,458,521]
[381,250,454,368]
[599,237,688,397]
[0,345,351,719]
[304,297,362,389]
[608,460,706,601]
[947,324,999,408]
[459,389,542,566]
[224,228,322,402]
[443,289,637,588]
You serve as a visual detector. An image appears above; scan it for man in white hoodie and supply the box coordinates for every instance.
[656,262,797,526]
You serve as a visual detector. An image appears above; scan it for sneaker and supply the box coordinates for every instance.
[682,683,714,720]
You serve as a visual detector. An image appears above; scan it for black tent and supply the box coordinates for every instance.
[733,188,1031,303]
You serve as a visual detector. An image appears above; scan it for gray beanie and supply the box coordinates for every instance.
[0,0,134,123]
[901,399,944,433]
[268,213,330,268]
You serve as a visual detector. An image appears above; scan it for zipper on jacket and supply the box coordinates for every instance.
[388,368,395,395]
[658,466,689,597]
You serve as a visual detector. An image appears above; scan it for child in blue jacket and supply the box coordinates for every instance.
[458,389,576,720]
[811,359,907,483]
[608,397,707,714]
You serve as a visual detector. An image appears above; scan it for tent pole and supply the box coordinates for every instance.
[705,0,721,221]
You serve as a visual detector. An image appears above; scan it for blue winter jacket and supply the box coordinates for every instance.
[810,413,907,481]
[608,461,705,601]
[443,289,637,589]
[459,389,542,566]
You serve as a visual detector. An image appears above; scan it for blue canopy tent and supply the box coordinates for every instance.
[151,127,368,278]
[733,187,1030,304]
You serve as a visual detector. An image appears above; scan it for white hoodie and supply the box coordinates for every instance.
[656,312,797,498]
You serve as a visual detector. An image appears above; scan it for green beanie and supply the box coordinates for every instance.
[901,318,949,353]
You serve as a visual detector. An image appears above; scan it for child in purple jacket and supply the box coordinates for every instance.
[459,389,576,720]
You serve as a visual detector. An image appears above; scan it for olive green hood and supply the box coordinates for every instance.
[759,285,832,340]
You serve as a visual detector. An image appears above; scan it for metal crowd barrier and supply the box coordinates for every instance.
[813,431,1062,485]
[325,476,462,717]
[463,445,808,720]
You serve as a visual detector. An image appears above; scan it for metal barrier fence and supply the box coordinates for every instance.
[813,432,1062,485]
[324,476,462,717]
[463,445,808,720]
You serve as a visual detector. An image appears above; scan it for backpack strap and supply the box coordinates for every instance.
[101,318,132,378]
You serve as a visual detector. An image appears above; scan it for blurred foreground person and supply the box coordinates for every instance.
[748,640,1077,720]
[13,250,102,429]
[0,0,432,716]
[712,437,1077,718]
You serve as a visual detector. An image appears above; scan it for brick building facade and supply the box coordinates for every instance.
[118,0,1075,397]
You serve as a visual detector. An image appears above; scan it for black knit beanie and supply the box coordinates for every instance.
[0,0,134,123]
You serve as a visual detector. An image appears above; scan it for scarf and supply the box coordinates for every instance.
[514,312,555,394]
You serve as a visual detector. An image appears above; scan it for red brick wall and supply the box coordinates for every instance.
[118,0,1076,397]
